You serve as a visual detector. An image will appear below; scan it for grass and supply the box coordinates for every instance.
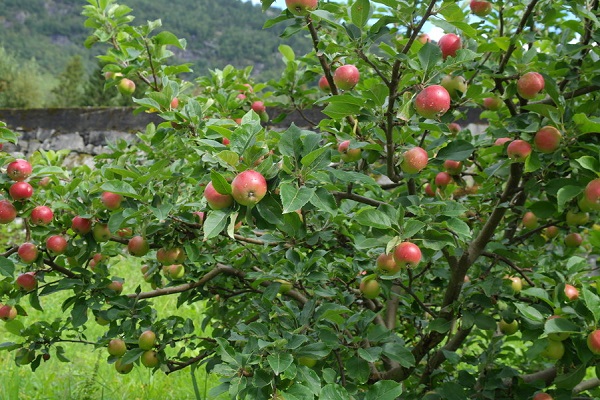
[0,254,226,400]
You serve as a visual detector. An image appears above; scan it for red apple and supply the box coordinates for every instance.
[588,329,600,354]
[583,178,600,210]
[393,242,422,267]
[231,170,268,207]
[204,181,234,210]
[128,236,150,257]
[107,280,123,294]
[443,160,463,175]
[0,199,17,224]
[359,277,380,299]
[400,147,428,174]
[438,33,461,59]
[338,140,362,162]
[139,330,157,350]
[116,227,133,238]
[522,211,538,229]
[494,137,512,146]
[9,182,33,201]
[237,93,247,101]
[483,95,503,111]
[0,304,17,321]
[18,243,38,263]
[251,101,266,114]
[38,176,51,187]
[435,171,452,187]
[440,74,467,98]
[170,97,179,109]
[71,216,93,235]
[534,126,562,153]
[6,159,32,182]
[30,205,53,225]
[564,284,579,301]
[424,183,436,197]
[333,65,360,91]
[285,0,318,16]
[533,393,553,400]
[564,232,583,248]
[470,0,492,16]
[414,85,451,119]
[101,192,123,210]
[16,272,37,291]
[517,72,545,99]
[46,235,68,255]
[117,78,135,96]
[318,76,331,93]
[544,225,559,239]
[448,122,461,135]
[506,139,532,162]
[376,253,400,275]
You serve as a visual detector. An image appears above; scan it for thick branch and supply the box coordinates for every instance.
[166,350,213,374]
[534,85,600,105]
[332,191,388,207]
[420,326,473,385]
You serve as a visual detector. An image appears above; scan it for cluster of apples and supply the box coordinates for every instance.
[107,329,160,373]
[204,169,268,210]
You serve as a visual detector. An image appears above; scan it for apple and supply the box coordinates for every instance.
[506,139,532,162]
[298,356,317,367]
[89,253,107,269]
[377,253,400,275]
[566,210,589,226]
[93,223,111,242]
[424,183,436,197]
[435,171,452,187]
[564,284,579,301]
[108,338,127,357]
[470,0,492,16]
[448,122,461,135]
[359,277,381,299]
[0,199,17,224]
[393,242,422,267]
[494,137,512,146]
[498,319,518,335]
[338,140,362,162]
[251,101,266,114]
[38,176,51,187]
[534,126,561,153]
[71,216,93,235]
[588,330,600,354]
[417,33,430,44]
[6,159,32,181]
[170,97,179,109]
[544,225,559,239]
[285,0,318,16]
[438,33,461,59]
[16,272,37,291]
[583,178,600,210]
[46,235,68,255]
[414,85,451,119]
[18,243,38,263]
[141,350,159,368]
[547,316,570,341]
[533,394,553,400]
[139,330,157,350]
[30,205,53,225]
[128,236,150,256]
[564,232,583,248]
[541,338,564,359]
[107,280,123,294]
[231,170,268,207]
[333,65,360,91]
[440,75,467,99]
[194,211,205,225]
[517,72,545,99]
[443,160,463,175]
[508,276,522,293]
[166,264,185,279]
[9,182,33,201]
[116,227,133,238]
[318,76,331,92]
[0,304,17,321]
[101,191,123,210]
[522,211,538,229]
[483,95,503,110]
[115,358,134,374]
[204,181,234,210]
[157,247,185,264]
[400,147,428,174]
[274,279,293,294]
[117,78,136,96]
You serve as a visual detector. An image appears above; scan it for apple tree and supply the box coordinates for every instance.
[1,0,600,399]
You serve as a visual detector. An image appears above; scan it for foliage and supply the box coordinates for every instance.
[0,46,53,108]
[0,0,599,399]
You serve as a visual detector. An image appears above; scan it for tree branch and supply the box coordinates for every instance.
[166,350,213,374]
[332,191,388,207]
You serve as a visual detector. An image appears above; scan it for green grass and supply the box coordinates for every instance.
[0,255,225,400]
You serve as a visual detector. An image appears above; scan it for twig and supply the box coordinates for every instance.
[332,191,388,207]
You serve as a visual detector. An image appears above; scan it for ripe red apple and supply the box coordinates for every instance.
[71,216,93,235]
[564,232,583,248]
[93,223,111,242]
[46,235,68,255]
[141,350,159,368]
[18,243,38,263]
[15,272,37,291]
[522,211,538,229]
[414,85,451,119]
[285,0,318,16]
[116,227,133,238]
[424,183,436,197]
[157,247,186,265]
[101,191,123,210]
[506,139,532,162]
[139,330,157,350]
[204,181,234,210]
[107,280,123,294]
[588,330,600,354]
[438,33,461,59]
[448,122,461,135]
[583,178,600,210]
[117,78,136,96]
[108,338,127,356]
[533,393,553,400]
[435,171,452,187]
[483,96,503,111]
[338,140,362,162]
[470,0,492,16]
[440,75,467,98]
[128,236,150,257]
[115,358,133,374]
[376,253,400,275]
[494,137,512,146]
[251,101,266,114]
[443,160,463,175]
[9,182,33,201]
[30,205,53,225]
[333,65,360,91]
[517,72,545,99]
[0,304,17,321]
[393,242,422,267]
[400,147,428,174]
[6,159,32,181]
[231,170,268,207]
[534,126,562,153]
[318,76,331,92]
[544,225,559,239]
[564,284,579,301]
[0,199,17,224]
[498,319,518,335]
[359,277,381,299]
[170,97,179,109]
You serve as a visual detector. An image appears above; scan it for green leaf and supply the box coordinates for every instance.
[310,188,337,215]
[403,220,426,239]
[515,303,544,322]
[320,384,350,400]
[211,170,232,195]
[418,43,442,79]
[100,180,141,200]
[582,288,600,325]
[557,185,582,212]
[279,44,295,62]
[351,0,371,28]
[280,182,315,214]
[444,217,471,240]
[436,140,475,161]
[365,381,403,400]
[573,113,600,134]
[154,31,184,48]
[357,347,381,363]
[525,151,541,173]
[544,317,580,335]
[0,257,15,278]
[381,342,415,368]
[71,299,88,328]
[203,210,229,240]
[267,353,293,376]
[529,201,556,219]
[554,363,587,390]
[120,347,145,365]
[354,208,393,230]
[575,156,600,174]
[4,320,24,336]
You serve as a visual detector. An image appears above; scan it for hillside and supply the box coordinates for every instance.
[0,0,311,80]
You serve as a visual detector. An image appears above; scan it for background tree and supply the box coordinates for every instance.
[50,56,87,107]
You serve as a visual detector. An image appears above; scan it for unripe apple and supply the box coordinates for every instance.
[483,95,503,111]
[435,171,452,187]
[204,181,234,210]
[543,225,559,239]
[393,242,422,267]
[517,72,545,99]
[0,199,17,224]
[30,205,53,225]
[9,182,33,201]
[93,223,111,242]
[108,338,127,357]
[547,315,570,341]
[115,358,133,374]
[231,170,268,207]
[448,122,461,135]
[498,319,518,335]
[400,147,428,174]
[564,232,583,248]
[359,277,380,299]
[566,210,589,226]
[318,76,331,93]
[46,235,68,255]
[139,330,157,350]
[16,272,37,292]
[443,160,463,175]
[71,216,93,235]
[338,140,362,162]
[583,178,600,210]
[0,304,17,321]
[128,236,149,257]
[522,211,538,229]
[506,139,532,162]
[166,264,185,279]
[541,338,564,359]
[438,33,461,59]
[298,356,317,367]
[440,75,467,99]
[251,101,266,114]
[534,126,562,153]
[417,33,430,44]
[533,393,553,400]
[101,191,123,210]
[470,0,492,16]
[414,85,451,119]
[333,65,360,91]
[494,137,512,146]
[564,284,579,301]
[285,0,318,16]
[588,330,600,354]
[508,276,522,293]
[376,253,400,275]
[117,78,136,96]
[18,243,38,263]
[6,159,32,181]
[141,350,159,368]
